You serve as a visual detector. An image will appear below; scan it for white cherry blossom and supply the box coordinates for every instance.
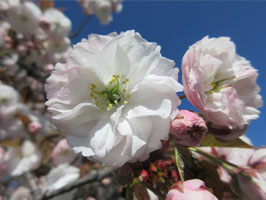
[42,8,72,38]
[46,30,183,167]
[78,0,123,24]
[7,140,41,176]
[44,164,80,194]
[7,1,41,34]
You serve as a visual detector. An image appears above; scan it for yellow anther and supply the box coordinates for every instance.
[100,107,105,111]
[91,84,96,89]
[104,94,107,98]
[125,78,129,82]
[90,92,94,97]
[127,94,131,98]
[124,101,128,105]
[114,100,119,104]
[107,103,113,111]
[109,78,115,84]
[122,89,126,92]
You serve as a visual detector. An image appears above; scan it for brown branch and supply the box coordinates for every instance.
[40,167,113,200]
[178,94,186,100]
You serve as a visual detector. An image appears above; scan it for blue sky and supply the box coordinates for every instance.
[55,1,266,146]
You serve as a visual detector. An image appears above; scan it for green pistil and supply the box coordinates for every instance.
[207,76,235,94]
[90,75,129,111]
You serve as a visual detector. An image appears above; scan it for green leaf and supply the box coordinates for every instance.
[174,148,184,182]
[200,134,253,148]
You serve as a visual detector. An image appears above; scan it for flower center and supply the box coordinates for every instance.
[207,76,235,94]
[90,75,130,111]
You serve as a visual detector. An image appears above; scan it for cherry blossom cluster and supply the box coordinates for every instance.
[78,0,123,24]
[0,0,71,102]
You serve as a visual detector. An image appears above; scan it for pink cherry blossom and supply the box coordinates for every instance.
[166,179,218,200]
[52,139,76,166]
[182,36,262,130]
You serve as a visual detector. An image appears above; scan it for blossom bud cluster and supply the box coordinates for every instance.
[0,84,53,179]
[0,84,80,199]
[0,0,71,102]
[0,84,48,140]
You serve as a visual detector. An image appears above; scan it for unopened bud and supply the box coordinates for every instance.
[27,121,42,133]
[170,110,207,146]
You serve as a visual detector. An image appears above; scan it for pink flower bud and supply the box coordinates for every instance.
[138,169,149,181]
[39,17,51,31]
[170,110,207,146]
[45,64,54,71]
[27,121,42,133]
[166,179,218,200]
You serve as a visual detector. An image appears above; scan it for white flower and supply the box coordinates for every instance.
[7,1,41,34]
[78,0,123,24]
[0,21,10,48]
[10,187,32,200]
[0,0,20,12]
[0,84,19,107]
[7,140,42,176]
[46,30,183,167]
[45,164,80,194]
[44,37,71,54]
[182,36,262,129]
[0,84,27,139]
[0,84,49,139]
[42,8,72,38]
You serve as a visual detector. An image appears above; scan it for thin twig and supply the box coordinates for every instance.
[69,15,91,39]
[40,167,113,200]
[178,94,186,100]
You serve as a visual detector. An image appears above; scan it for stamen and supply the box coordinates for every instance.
[90,74,130,111]
[207,76,235,94]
